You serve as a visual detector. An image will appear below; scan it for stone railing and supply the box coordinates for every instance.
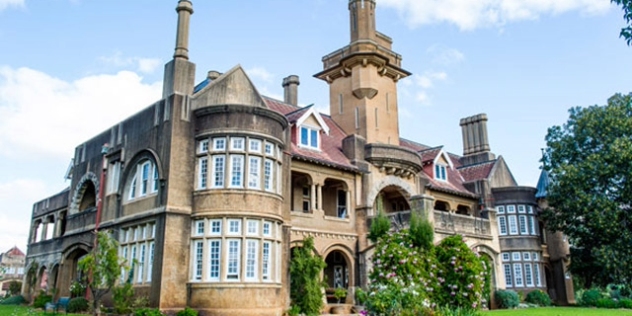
[66,207,96,233]
[433,210,492,239]
[365,144,422,178]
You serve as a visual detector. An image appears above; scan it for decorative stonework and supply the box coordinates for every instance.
[69,172,99,215]
[366,176,414,212]
[291,228,357,241]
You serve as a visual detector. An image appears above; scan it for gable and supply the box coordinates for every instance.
[296,107,330,135]
[192,64,267,109]
[436,155,449,165]
[489,156,518,188]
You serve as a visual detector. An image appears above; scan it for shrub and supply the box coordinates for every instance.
[619,298,632,309]
[581,289,603,307]
[596,298,619,309]
[176,307,198,316]
[289,237,326,316]
[368,202,391,243]
[0,295,26,305]
[495,290,519,309]
[67,297,89,313]
[135,308,165,316]
[409,211,434,251]
[69,281,86,298]
[8,281,22,296]
[33,292,52,309]
[525,289,551,306]
[436,305,482,316]
[113,282,134,314]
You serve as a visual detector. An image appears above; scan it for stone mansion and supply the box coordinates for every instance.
[23,1,574,314]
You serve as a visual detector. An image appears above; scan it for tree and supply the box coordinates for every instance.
[78,231,123,316]
[611,0,632,45]
[289,236,326,316]
[541,92,632,288]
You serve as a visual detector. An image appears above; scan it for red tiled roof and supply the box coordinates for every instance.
[263,97,357,171]
[458,160,497,182]
[419,146,443,163]
[399,138,431,152]
[5,246,25,257]
[425,166,477,198]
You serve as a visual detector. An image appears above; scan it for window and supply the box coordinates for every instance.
[230,155,244,187]
[507,205,516,213]
[213,137,226,151]
[195,220,205,236]
[534,264,542,286]
[525,263,533,286]
[529,216,537,235]
[141,162,150,195]
[210,219,222,235]
[498,216,508,235]
[247,220,258,235]
[249,139,262,153]
[518,205,526,213]
[263,221,272,236]
[514,264,524,287]
[208,240,221,281]
[264,160,273,191]
[228,219,241,235]
[519,215,528,235]
[138,243,146,283]
[497,206,505,214]
[227,239,241,280]
[231,137,244,151]
[435,164,447,181]
[248,157,261,189]
[512,252,521,261]
[502,253,510,261]
[198,157,208,189]
[299,126,319,149]
[262,241,271,281]
[147,242,154,282]
[245,240,258,280]
[504,264,513,287]
[120,223,155,284]
[508,215,518,235]
[528,205,534,214]
[265,143,274,156]
[152,165,159,193]
[523,252,531,261]
[128,160,159,200]
[532,252,539,261]
[212,156,225,188]
[199,139,209,153]
[106,162,121,194]
[193,241,204,281]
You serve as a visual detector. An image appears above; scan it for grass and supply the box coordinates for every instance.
[483,307,632,316]
[0,305,85,316]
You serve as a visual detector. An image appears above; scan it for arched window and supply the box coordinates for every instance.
[127,160,159,201]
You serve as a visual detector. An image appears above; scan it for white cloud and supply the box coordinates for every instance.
[415,71,448,89]
[0,66,162,159]
[0,179,48,253]
[380,0,611,30]
[427,45,465,66]
[246,66,275,84]
[99,52,162,74]
[0,0,24,11]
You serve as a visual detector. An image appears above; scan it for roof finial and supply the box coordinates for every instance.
[174,0,194,60]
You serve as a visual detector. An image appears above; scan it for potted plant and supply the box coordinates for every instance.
[333,288,347,304]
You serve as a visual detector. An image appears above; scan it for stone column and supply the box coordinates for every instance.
[317,185,323,212]
[40,220,48,241]
[311,184,316,212]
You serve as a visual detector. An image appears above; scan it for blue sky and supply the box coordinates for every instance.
[0,0,630,252]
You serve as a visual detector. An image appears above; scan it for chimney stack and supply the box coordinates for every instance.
[174,0,194,60]
[459,113,495,165]
[282,75,300,106]
[162,0,196,98]
[207,70,222,80]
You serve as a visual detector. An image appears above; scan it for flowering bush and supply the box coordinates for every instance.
[362,215,490,315]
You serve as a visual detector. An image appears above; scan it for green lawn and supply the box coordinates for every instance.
[483,307,632,316]
[0,305,85,316]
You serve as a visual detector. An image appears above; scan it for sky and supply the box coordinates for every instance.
[0,0,630,253]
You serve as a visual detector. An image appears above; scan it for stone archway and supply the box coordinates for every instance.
[366,176,414,215]
[322,245,355,304]
[58,245,90,297]
[70,172,99,214]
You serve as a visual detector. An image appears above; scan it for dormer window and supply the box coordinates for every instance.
[300,126,319,149]
[435,164,447,181]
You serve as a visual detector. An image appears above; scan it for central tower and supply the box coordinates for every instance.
[315,0,410,145]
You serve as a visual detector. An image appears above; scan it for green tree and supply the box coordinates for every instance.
[611,0,632,45]
[289,236,326,316]
[78,231,123,316]
[8,281,22,296]
[542,92,632,288]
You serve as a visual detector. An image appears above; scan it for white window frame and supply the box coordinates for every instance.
[208,239,221,281]
[229,155,244,188]
[227,219,241,235]
[248,156,261,189]
[249,139,262,153]
[498,216,508,235]
[210,219,222,236]
[226,239,241,281]
[193,241,204,281]
[262,241,271,281]
[514,263,524,287]
[434,164,447,181]
[245,239,258,281]
[247,220,259,236]
[518,205,526,213]
[152,164,159,193]
[496,205,505,214]
[532,252,539,261]
[523,252,531,261]
[140,161,151,196]
[508,215,518,235]
[512,252,521,261]
[519,215,528,235]
[264,159,273,191]
[199,139,209,154]
[263,221,272,237]
[528,205,534,214]
[502,252,510,262]
[264,143,274,156]
[212,155,225,188]
[195,220,205,236]
[525,263,534,287]
[507,205,516,213]
[147,242,154,282]
[137,243,146,283]
[213,137,226,151]
[534,264,542,286]
[230,137,245,151]
[504,264,513,287]
[198,157,208,189]
[529,216,537,235]
[299,126,320,150]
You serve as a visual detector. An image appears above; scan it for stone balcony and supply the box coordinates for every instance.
[364,143,423,179]
[66,207,96,234]
[434,210,492,240]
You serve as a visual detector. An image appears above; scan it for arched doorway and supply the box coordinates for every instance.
[78,182,96,212]
[324,250,350,303]
[291,171,313,213]
[58,247,89,297]
[375,185,410,213]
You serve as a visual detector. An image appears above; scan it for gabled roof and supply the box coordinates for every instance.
[3,246,25,257]
[458,160,497,182]
[295,107,330,135]
[426,167,477,198]
[399,138,431,152]
[419,146,443,163]
[192,65,268,109]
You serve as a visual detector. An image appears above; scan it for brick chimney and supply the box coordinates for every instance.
[282,75,300,106]
[460,113,495,165]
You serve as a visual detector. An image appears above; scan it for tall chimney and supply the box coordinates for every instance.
[282,75,300,106]
[459,113,495,165]
[174,0,193,60]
